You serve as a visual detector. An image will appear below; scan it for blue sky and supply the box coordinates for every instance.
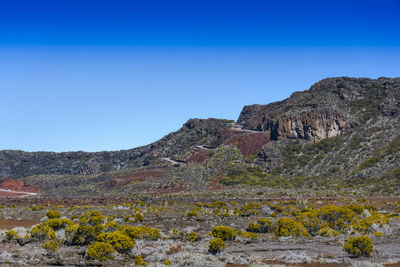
[1,0,399,152]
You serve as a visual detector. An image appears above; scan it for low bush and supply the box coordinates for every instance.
[30,223,56,240]
[187,231,200,242]
[46,210,61,219]
[317,226,340,237]
[343,235,373,257]
[5,230,18,241]
[211,226,237,240]
[97,231,135,253]
[87,241,115,261]
[247,218,272,233]
[42,240,59,252]
[134,255,147,266]
[274,218,310,237]
[208,238,225,254]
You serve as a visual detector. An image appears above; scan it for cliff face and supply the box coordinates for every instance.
[238,77,400,142]
[1,77,399,197]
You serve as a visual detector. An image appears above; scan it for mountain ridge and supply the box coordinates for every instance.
[1,76,399,197]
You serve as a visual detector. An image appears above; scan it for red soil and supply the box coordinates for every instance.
[186,149,212,164]
[219,131,270,156]
[0,179,40,197]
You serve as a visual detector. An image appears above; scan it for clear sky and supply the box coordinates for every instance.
[1,0,399,152]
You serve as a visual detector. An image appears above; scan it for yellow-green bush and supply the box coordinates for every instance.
[208,238,225,254]
[187,231,200,242]
[87,241,115,261]
[30,223,56,240]
[247,218,271,233]
[134,255,147,266]
[296,211,321,235]
[79,210,105,226]
[66,224,104,246]
[211,226,237,240]
[46,210,61,219]
[317,226,340,237]
[343,235,373,257]
[120,225,160,240]
[121,225,141,239]
[354,212,390,234]
[318,205,355,232]
[241,231,259,239]
[274,218,310,237]
[104,221,121,233]
[42,240,59,252]
[138,226,160,240]
[46,218,72,230]
[133,213,144,222]
[97,230,135,253]
[5,230,18,241]
[186,209,200,219]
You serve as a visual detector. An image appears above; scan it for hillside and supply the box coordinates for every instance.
[1,77,399,197]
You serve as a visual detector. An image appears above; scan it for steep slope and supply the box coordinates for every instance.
[229,77,400,194]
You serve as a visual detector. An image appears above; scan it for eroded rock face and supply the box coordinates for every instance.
[266,111,349,141]
[237,77,400,141]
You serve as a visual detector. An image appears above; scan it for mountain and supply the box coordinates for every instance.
[1,77,399,197]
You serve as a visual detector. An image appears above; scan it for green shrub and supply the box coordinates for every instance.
[97,231,135,253]
[133,213,144,222]
[30,223,56,240]
[87,241,115,261]
[317,226,340,237]
[296,211,321,235]
[247,218,272,233]
[46,210,61,219]
[66,224,104,246]
[134,255,147,266]
[42,240,59,252]
[318,205,355,232]
[186,209,200,219]
[241,231,259,239]
[121,225,141,239]
[5,230,18,241]
[274,218,310,237]
[211,226,237,240]
[80,210,105,226]
[46,218,71,230]
[187,231,200,242]
[138,226,160,240]
[208,238,225,254]
[343,235,373,257]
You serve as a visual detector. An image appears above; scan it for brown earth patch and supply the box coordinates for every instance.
[208,176,226,191]
[108,170,164,187]
[219,132,269,156]
[0,218,40,229]
[186,149,212,164]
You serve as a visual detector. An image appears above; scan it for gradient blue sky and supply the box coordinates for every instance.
[1,0,399,152]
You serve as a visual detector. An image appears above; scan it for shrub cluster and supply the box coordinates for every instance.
[208,238,225,254]
[211,226,237,240]
[247,218,271,233]
[343,235,373,257]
